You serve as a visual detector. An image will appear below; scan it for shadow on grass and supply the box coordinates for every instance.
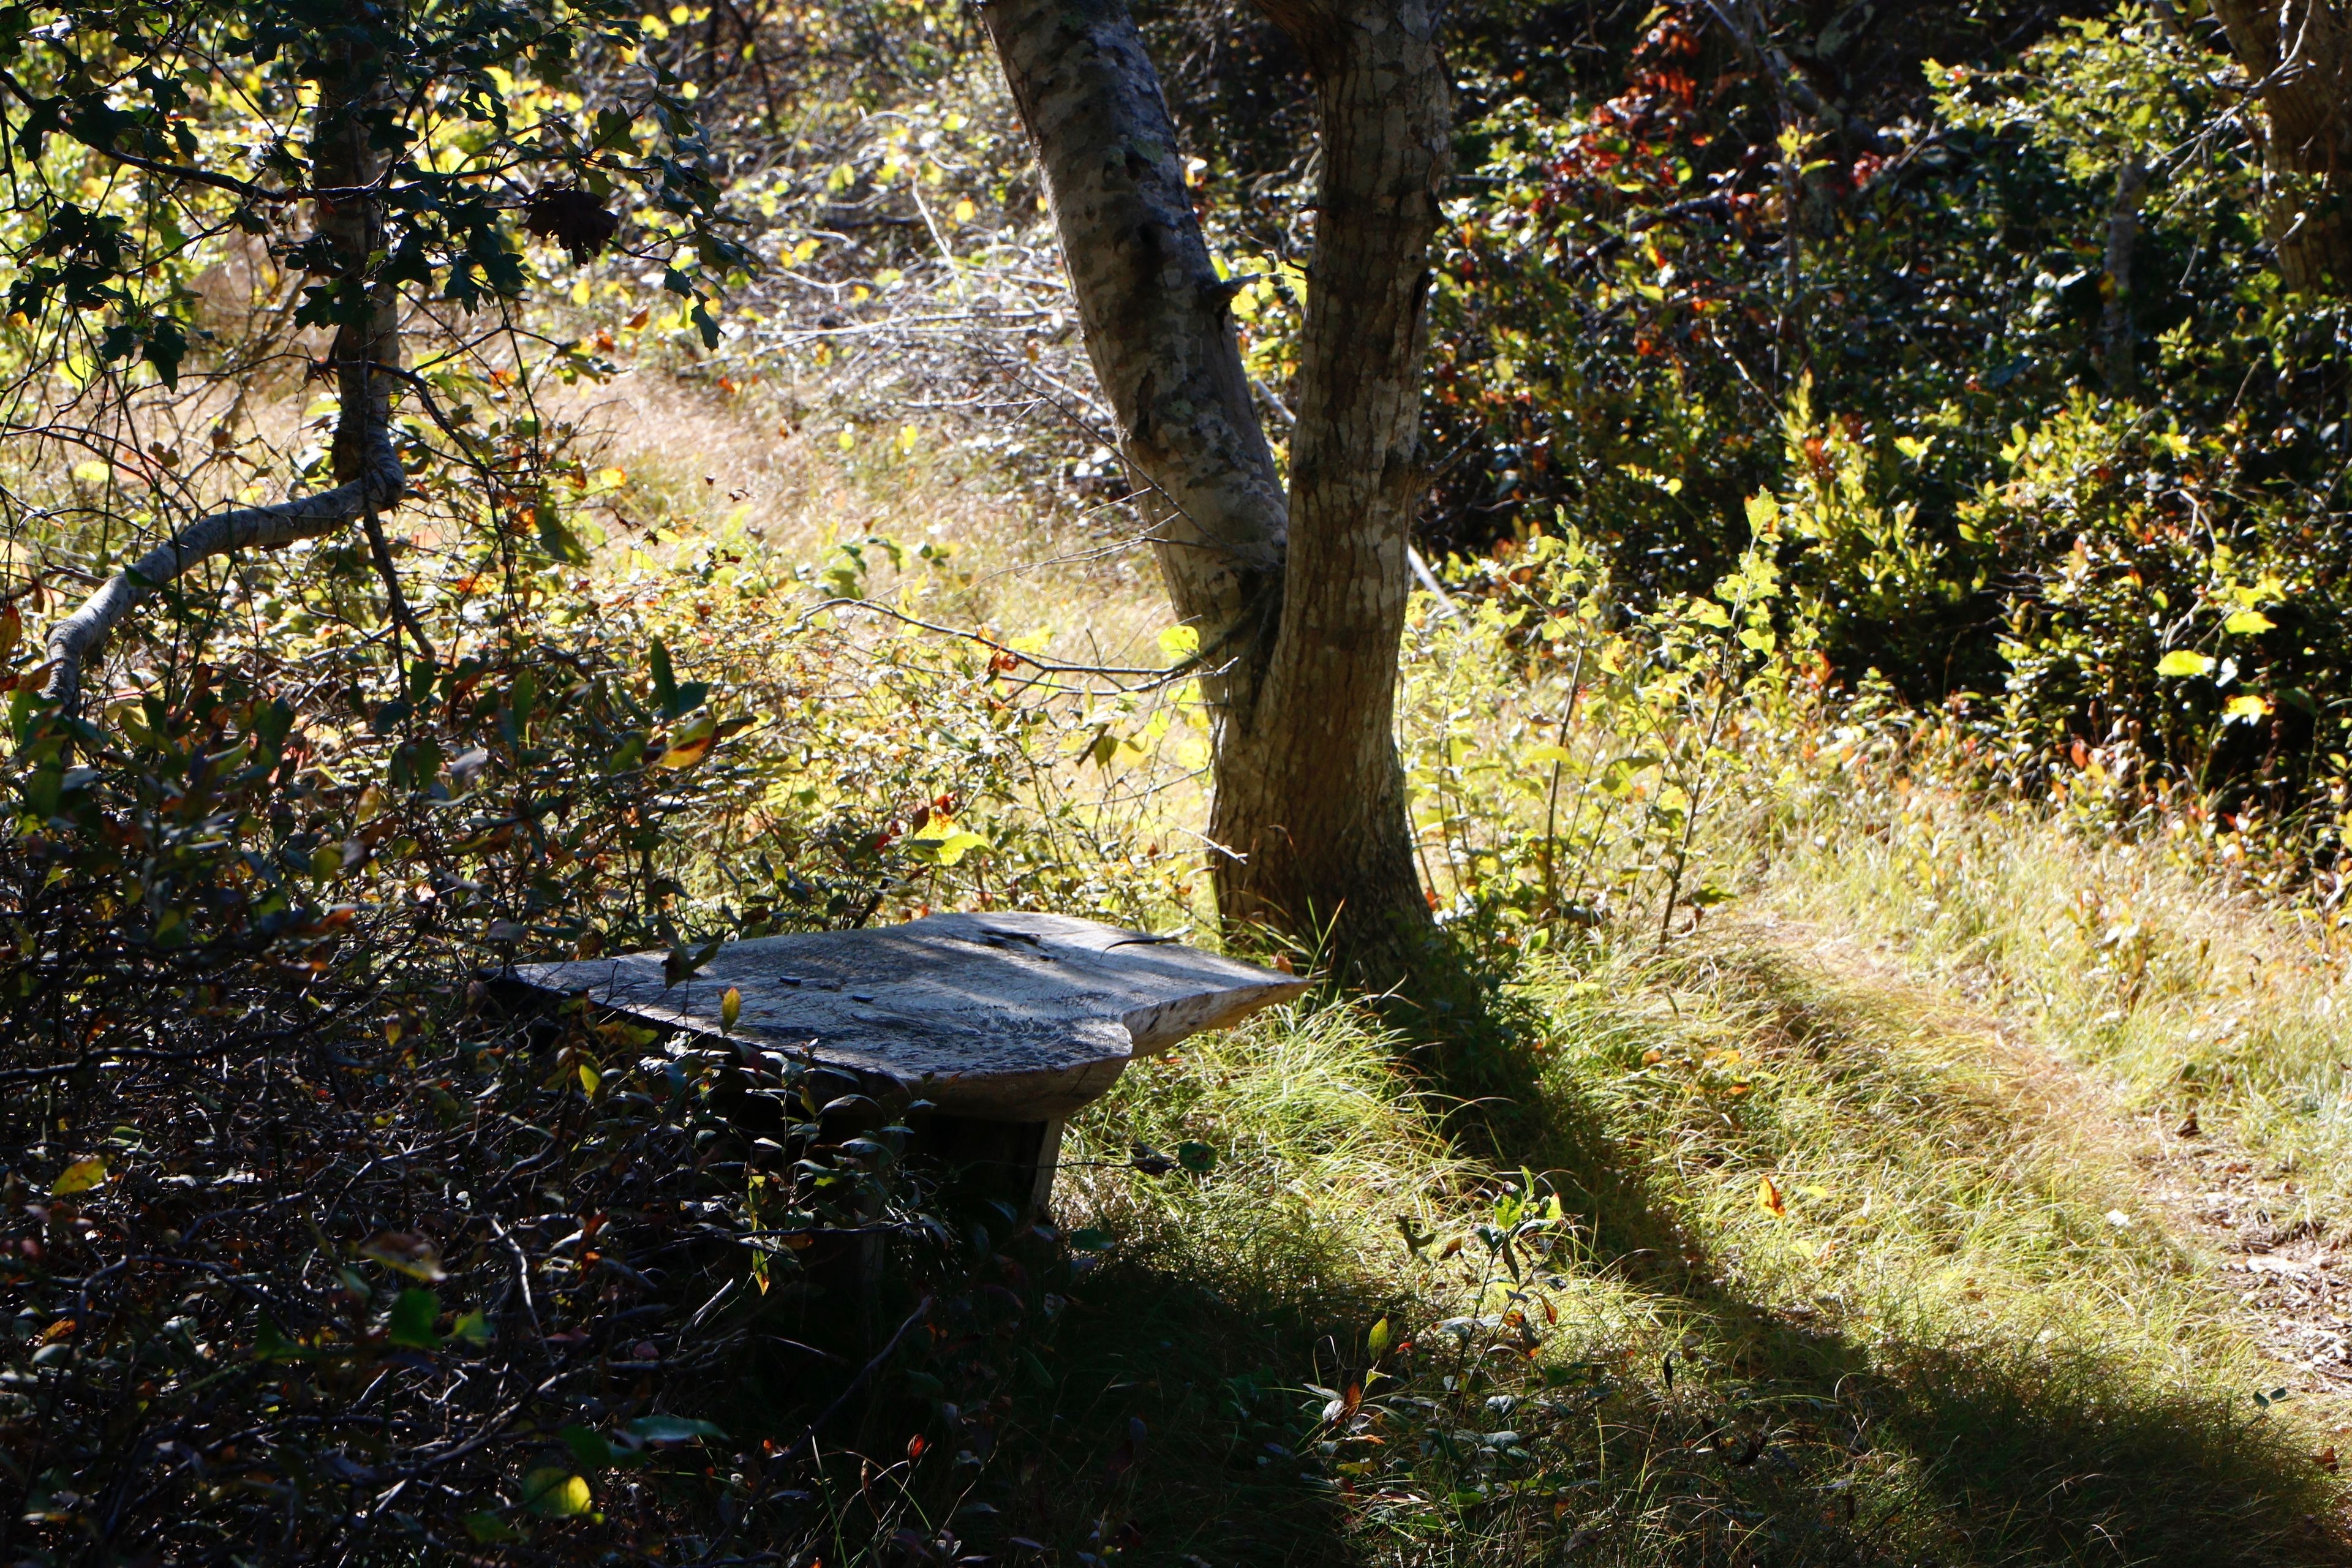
[705,1240,1365,1566]
[1391,934,2352,1568]
[973,1257,1362,1567]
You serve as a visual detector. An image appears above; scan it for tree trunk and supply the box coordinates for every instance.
[979,0,1289,712]
[2100,157,2148,398]
[2212,0,2352,296]
[983,0,1448,976]
[314,29,402,490]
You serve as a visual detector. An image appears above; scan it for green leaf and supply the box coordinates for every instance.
[649,638,677,712]
[1069,1228,1114,1253]
[1176,1140,1218,1173]
[450,1310,494,1347]
[464,1511,527,1543]
[386,1287,441,1349]
[1367,1317,1392,1357]
[253,1319,316,1362]
[145,317,187,388]
[2154,650,2213,678]
[561,1424,616,1472]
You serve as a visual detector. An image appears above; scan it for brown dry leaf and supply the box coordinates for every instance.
[360,1232,448,1282]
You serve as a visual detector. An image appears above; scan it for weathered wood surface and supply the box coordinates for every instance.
[514,912,1307,1119]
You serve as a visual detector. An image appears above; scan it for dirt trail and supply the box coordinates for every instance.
[1743,908,2352,1439]
[2139,1115,2352,1406]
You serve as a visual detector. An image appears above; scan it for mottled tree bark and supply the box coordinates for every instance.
[978,1,1288,715]
[982,0,1447,976]
[2100,157,2148,398]
[2212,0,2352,296]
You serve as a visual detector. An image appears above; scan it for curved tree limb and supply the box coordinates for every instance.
[979,0,1289,717]
[42,433,405,711]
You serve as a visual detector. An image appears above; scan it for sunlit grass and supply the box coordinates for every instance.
[1752,766,2352,1213]
[605,418,2352,1562]
[1032,928,2343,1564]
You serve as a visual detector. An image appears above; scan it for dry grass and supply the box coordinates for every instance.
[570,371,1175,672]
[1753,774,2352,1213]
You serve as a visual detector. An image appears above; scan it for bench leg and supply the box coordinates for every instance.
[1026,1117,1065,1219]
[919,1114,1066,1224]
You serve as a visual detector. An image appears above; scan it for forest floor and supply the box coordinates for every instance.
[601,380,2352,1565]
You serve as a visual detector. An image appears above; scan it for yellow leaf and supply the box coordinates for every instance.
[524,1469,593,1517]
[2155,650,2213,678]
[906,816,992,867]
[578,1063,601,1095]
[1757,1174,1787,1218]
[953,197,976,224]
[657,735,714,770]
[1157,624,1201,661]
[657,712,717,770]
[721,987,741,1033]
[1366,1316,1392,1356]
[2225,694,2270,723]
[51,1157,108,1196]
[2225,609,2275,635]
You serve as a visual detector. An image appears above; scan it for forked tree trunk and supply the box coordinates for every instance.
[982,0,1448,976]
[2212,0,2352,296]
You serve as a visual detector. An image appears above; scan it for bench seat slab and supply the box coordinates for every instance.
[513,911,1307,1120]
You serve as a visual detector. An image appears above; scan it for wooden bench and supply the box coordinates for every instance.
[513,911,1308,1216]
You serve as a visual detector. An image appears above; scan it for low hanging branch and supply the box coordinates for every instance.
[42,42,407,714]
[20,0,740,717]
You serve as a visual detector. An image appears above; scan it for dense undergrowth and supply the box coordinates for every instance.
[9,0,2352,1561]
